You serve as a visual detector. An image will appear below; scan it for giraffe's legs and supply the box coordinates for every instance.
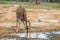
[16,18,20,32]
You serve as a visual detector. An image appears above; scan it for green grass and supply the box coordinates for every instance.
[0,1,33,5]
[0,1,60,9]
[24,3,60,9]
[40,3,60,9]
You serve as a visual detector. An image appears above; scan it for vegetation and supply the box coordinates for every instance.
[0,0,60,3]
[0,1,60,9]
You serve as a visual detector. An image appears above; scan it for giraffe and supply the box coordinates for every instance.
[16,5,30,39]
[16,5,27,24]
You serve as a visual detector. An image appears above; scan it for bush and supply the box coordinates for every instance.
[0,0,6,1]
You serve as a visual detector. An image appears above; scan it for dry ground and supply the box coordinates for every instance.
[0,5,60,37]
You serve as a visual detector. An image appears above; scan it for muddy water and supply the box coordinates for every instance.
[0,31,60,40]
[17,31,60,38]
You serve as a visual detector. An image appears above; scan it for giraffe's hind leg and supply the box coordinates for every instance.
[16,18,20,32]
